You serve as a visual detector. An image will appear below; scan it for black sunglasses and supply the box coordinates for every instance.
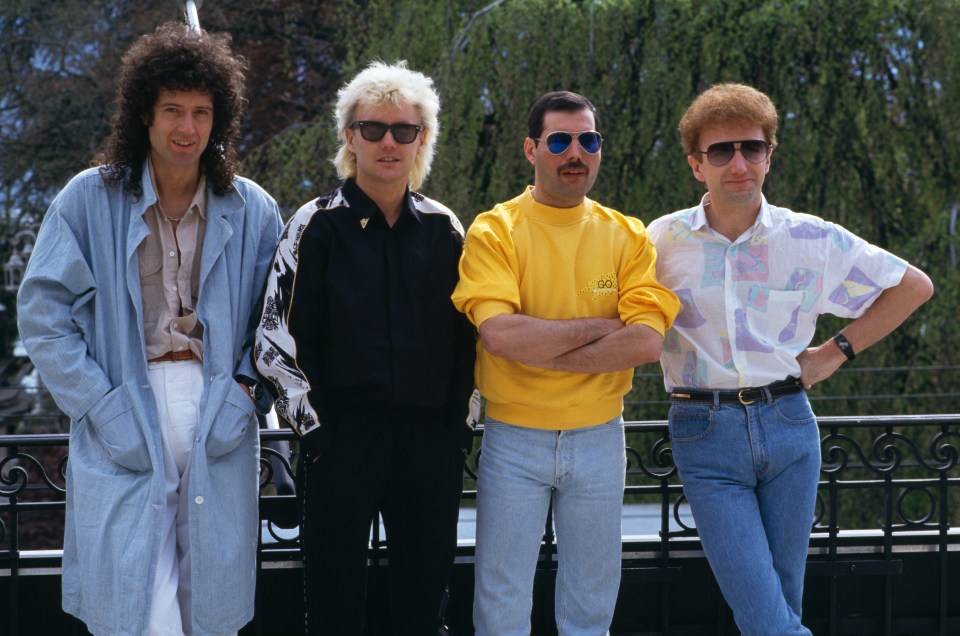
[350,120,423,144]
[534,130,603,155]
[697,140,771,166]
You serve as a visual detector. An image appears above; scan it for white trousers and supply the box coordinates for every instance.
[146,360,237,636]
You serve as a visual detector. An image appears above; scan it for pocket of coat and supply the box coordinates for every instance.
[86,385,151,472]
[206,382,256,458]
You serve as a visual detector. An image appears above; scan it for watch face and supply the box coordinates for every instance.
[834,334,855,360]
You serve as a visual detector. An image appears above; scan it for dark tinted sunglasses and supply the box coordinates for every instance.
[698,140,771,166]
[350,120,423,144]
[534,130,603,155]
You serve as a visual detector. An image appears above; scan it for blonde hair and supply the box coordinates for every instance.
[679,83,778,156]
[333,60,440,191]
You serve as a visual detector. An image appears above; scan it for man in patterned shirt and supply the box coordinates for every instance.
[647,83,933,635]
[253,61,474,634]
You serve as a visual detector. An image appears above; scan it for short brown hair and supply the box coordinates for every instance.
[678,83,778,156]
[527,91,600,141]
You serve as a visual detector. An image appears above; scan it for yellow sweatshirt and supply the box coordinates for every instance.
[452,187,680,429]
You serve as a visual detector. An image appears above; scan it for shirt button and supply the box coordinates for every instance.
[195,496,204,504]
[168,251,176,257]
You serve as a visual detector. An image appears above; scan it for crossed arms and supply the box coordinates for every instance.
[478,313,663,374]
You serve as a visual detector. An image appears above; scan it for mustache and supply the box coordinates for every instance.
[559,161,589,173]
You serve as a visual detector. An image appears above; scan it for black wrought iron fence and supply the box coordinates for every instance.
[3,415,959,635]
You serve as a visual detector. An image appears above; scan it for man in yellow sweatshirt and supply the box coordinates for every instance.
[452,91,680,635]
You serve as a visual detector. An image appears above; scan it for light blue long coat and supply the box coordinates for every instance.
[17,164,282,635]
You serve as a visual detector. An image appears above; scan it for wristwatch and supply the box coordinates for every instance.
[237,375,264,401]
[833,333,856,361]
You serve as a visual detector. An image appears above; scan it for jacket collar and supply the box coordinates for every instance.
[135,161,244,219]
[126,161,243,300]
[342,178,422,228]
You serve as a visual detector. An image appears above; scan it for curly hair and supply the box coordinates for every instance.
[333,60,440,192]
[678,83,779,157]
[94,22,248,197]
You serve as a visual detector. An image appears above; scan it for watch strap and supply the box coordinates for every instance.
[833,333,856,360]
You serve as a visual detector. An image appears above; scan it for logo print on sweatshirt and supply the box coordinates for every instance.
[578,272,618,299]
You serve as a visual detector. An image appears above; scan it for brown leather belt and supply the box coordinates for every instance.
[148,350,198,363]
[670,377,803,405]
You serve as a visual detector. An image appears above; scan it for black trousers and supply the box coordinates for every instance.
[299,407,465,635]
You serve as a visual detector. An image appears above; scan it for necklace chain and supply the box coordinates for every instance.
[160,203,189,223]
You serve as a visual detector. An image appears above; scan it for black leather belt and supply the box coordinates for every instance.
[670,377,803,405]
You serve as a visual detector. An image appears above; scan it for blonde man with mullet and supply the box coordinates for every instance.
[332,61,439,193]
[254,60,475,634]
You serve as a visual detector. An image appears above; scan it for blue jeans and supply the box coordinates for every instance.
[473,416,626,636]
[669,391,820,636]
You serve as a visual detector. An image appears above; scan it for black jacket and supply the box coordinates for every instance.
[254,179,476,458]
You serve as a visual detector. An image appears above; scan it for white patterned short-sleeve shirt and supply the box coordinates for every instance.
[647,194,907,391]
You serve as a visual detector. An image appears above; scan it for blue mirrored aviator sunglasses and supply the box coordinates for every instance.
[535,130,603,155]
[698,139,771,166]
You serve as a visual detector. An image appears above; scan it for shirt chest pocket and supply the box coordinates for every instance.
[139,253,163,280]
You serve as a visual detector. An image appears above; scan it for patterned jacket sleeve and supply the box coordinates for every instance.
[253,202,327,457]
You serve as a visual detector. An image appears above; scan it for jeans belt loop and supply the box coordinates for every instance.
[762,385,774,404]
[712,391,721,409]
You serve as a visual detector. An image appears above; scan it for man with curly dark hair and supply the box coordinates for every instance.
[18,21,281,636]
